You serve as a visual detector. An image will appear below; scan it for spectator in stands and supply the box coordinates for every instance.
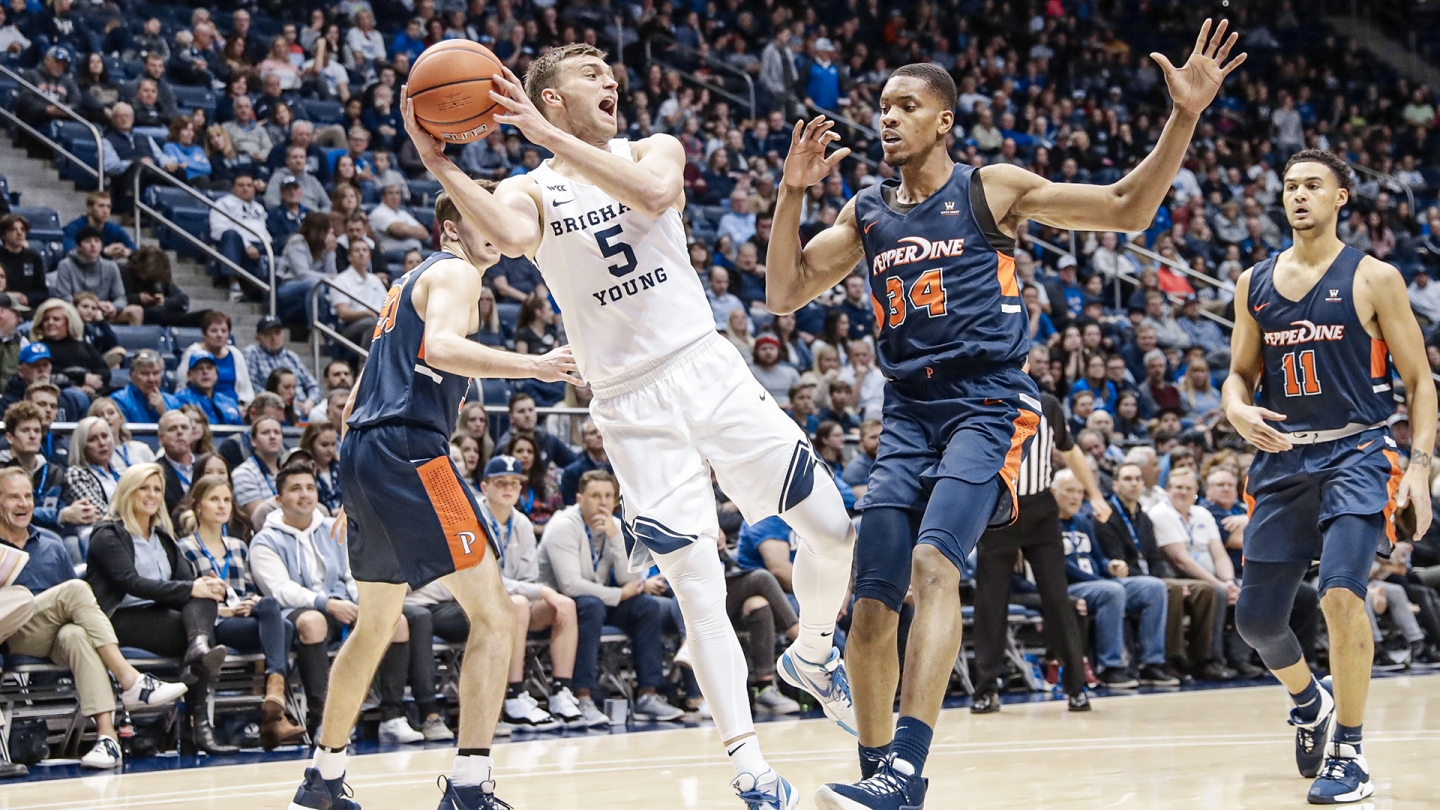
[265,368,301,425]
[182,406,215,456]
[304,360,353,426]
[811,310,852,368]
[0,5,30,61]
[248,461,364,731]
[837,338,884,421]
[1176,296,1226,353]
[749,334,801,404]
[1177,357,1222,421]
[131,52,179,120]
[258,38,303,91]
[497,392,577,471]
[88,397,154,471]
[489,256,545,304]
[62,193,134,262]
[245,316,321,412]
[325,239,384,349]
[160,116,212,187]
[100,103,167,211]
[1142,290,1188,349]
[211,173,273,301]
[1054,469,1173,688]
[221,95,273,164]
[343,9,386,73]
[0,465,188,770]
[154,410,195,514]
[216,392,284,470]
[707,265,745,330]
[122,245,199,327]
[17,47,81,128]
[505,433,562,533]
[177,311,255,406]
[265,145,332,214]
[205,125,260,190]
[30,299,110,395]
[818,379,861,434]
[769,311,812,372]
[1147,466,1238,680]
[0,214,48,306]
[842,419,882,500]
[63,414,124,512]
[1096,462,1221,677]
[267,179,310,251]
[716,189,756,247]
[176,474,306,749]
[786,382,820,436]
[836,274,877,341]
[1408,269,1440,327]
[539,470,684,722]
[3,401,91,533]
[513,293,559,355]
[84,463,236,753]
[231,416,283,523]
[459,130,512,180]
[129,79,171,134]
[1138,349,1180,418]
[369,183,429,255]
[177,353,243,426]
[54,229,140,325]
[559,419,611,506]
[299,422,341,512]
[724,303,754,355]
[473,286,510,348]
[274,212,336,324]
[0,347,87,424]
[0,294,26,393]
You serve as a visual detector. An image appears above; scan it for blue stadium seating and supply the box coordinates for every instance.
[409,178,443,206]
[111,325,174,357]
[496,302,520,333]
[304,99,345,126]
[171,85,217,115]
[13,206,60,231]
[170,327,205,353]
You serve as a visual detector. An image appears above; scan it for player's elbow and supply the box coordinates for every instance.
[766,285,801,316]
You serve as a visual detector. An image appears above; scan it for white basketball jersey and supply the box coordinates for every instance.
[527,139,715,385]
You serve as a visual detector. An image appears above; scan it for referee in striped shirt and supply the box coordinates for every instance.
[970,392,1112,712]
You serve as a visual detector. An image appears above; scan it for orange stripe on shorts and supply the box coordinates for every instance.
[416,456,488,571]
[1382,448,1403,548]
[999,408,1041,520]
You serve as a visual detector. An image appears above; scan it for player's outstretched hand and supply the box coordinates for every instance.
[1226,402,1293,453]
[533,345,585,386]
[400,88,448,165]
[1395,458,1433,541]
[490,66,558,145]
[781,115,852,191]
[1152,18,1247,117]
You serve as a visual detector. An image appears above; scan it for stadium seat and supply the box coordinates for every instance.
[111,325,173,356]
[409,178,443,206]
[481,378,514,406]
[171,85,217,114]
[12,206,60,231]
[496,302,520,333]
[304,99,345,125]
[170,326,205,353]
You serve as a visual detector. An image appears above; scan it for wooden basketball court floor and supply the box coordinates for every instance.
[5,675,1439,810]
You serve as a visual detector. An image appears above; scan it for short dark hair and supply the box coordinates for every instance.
[201,310,232,331]
[0,214,29,235]
[577,469,617,495]
[507,392,535,412]
[525,43,609,114]
[434,191,460,230]
[276,459,316,492]
[1282,149,1353,194]
[887,63,957,113]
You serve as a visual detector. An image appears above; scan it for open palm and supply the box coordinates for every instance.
[1153,19,1247,116]
[781,116,851,191]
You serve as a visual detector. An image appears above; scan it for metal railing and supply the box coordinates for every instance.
[310,276,379,371]
[1348,161,1416,214]
[644,35,757,118]
[133,163,276,316]
[1122,241,1236,294]
[0,63,104,188]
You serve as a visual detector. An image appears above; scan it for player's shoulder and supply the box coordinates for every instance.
[630,132,684,162]
[1354,252,1405,288]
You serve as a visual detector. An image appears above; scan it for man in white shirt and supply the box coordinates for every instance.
[538,471,684,722]
[1146,466,1239,679]
[837,338,884,421]
[1408,270,1440,327]
[706,265,745,330]
[210,173,272,299]
[716,189,757,247]
[1123,445,1169,511]
[328,240,388,350]
[367,184,428,255]
[343,9,386,71]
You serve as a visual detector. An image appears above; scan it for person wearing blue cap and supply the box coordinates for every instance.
[17,46,81,127]
[175,352,243,425]
[0,343,90,425]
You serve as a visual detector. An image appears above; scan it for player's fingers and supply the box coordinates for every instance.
[560,371,586,386]
[1193,18,1212,58]
[790,118,804,147]
[823,147,852,170]
[1257,408,1288,421]
[1221,52,1248,77]
[1207,19,1228,58]
[1150,52,1176,76]
[802,115,827,142]
[1215,31,1239,63]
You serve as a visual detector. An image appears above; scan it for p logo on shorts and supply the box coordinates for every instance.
[416,456,488,571]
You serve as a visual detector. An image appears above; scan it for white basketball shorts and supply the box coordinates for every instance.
[588,331,825,570]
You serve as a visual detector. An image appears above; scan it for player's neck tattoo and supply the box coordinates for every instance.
[1413,452,1432,469]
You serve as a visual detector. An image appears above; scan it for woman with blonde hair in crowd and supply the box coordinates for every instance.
[724,307,753,355]
[87,397,155,471]
[182,404,217,456]
[450,432,481,491]
[31,298,114,394]
[1177,357,1223,420]
[300,422,342,512]
[63,416,123,515]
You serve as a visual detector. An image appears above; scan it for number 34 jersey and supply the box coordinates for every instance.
[528,139,715,385]
[855,164,1029,383]
[1248,245,1395,434]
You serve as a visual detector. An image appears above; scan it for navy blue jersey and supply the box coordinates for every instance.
[854,164,1027,382]
[1248,246,1394,434]
[348,251,478,436]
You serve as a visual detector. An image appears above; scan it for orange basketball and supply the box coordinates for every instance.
[407,41,507,143]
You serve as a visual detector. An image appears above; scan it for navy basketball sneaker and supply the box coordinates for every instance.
[1307,740,1373,804]
[288,767,360,810]
[1291,676,1336,779]
[437,776,512,810]
[815,754,927,810]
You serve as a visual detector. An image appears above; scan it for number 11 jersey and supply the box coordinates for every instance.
[855,163,1029,384]
[528,139,715,385]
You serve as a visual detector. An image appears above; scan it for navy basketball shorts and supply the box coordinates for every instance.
[340,424,495,589]
[1244,427,1402,595]
[854,365,1040,605]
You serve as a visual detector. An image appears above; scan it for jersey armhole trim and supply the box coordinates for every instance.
[970,173,1016,258]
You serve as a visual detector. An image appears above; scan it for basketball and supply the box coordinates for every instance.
[406,40,506,143]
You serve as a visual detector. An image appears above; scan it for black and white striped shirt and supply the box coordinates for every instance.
[1016,393,1072,497]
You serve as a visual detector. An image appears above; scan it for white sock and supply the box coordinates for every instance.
[452,754,493,786]
[654,542,755,742]
[313,747,347,781]
[725,735,768,779]
[783,485,857,663]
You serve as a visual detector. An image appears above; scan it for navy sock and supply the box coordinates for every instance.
[1290,678,1321,723]
[888,716,933,777]
[858,744,888,780]
[1335,723,1362,750]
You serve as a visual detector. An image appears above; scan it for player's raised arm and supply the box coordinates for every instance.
[400,90,544,257]
[418,261,583,386]
[767,116,865,314]
[1362,257,1437,539]
[981,19,1246,234]
[487,66,685,220]
[1221,269,1293,453]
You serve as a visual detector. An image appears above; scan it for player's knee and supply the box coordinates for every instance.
[911,544,960,592]
[295,611,328,644]
[1234,595,1287,647]
[852,579,904,613]
[850,598,900,643]
[1319,583,1367,614]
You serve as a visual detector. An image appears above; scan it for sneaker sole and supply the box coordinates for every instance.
[777,653,858,736]
[1307,780,1374,804]
[1102,680,1140,689]
[815,785,923,810]
[1139,679,1181,687]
